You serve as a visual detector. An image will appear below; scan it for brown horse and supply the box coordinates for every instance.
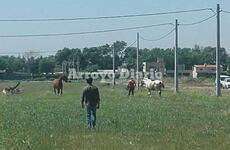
[52,75,68,95]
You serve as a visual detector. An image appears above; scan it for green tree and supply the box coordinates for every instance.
[123,47,137,69]
[163,48,174,70]
[113,41,127,67]
[2,56,25,73]
[0,57,7,70]
[55,48,74,65]
[39,56,55,73]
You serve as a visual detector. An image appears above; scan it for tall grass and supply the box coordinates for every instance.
[0,81,230,149]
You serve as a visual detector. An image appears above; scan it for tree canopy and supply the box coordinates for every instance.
[0,41,229,75]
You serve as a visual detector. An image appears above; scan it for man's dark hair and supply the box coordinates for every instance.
[86,77,93,84]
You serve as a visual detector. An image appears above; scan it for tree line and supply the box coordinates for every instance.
[0,41,229,76]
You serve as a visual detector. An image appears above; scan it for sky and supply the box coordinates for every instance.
[0,0,230,56]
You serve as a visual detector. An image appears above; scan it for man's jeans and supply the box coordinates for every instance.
[86,105,97,128]
[128,88,134,96]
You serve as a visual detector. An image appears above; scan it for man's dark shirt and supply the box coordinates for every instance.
[82,84,100,107]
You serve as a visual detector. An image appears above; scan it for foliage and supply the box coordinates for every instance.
[0,56,25,72]
[0,42,229,74]
[38,56,55,74]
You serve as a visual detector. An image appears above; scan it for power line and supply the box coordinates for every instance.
[121,40,137,53]
[125,40,137,49]
[179,14,216,26]
[139,28,175,42]
[0,8,214,22]
[0,41,137,55]
[0,23,173,38]
[0,50,57,55]
[139,14,216,43]
[222,10,230,14]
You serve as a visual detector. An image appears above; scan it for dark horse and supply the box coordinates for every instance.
[52,75,68,95]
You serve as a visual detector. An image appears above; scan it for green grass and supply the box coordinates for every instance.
[0,80,230,150]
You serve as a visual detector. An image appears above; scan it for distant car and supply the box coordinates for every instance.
[220,75,230,87]
[222,78,230,89]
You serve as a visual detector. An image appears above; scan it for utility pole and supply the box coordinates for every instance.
[77,55,80,73]
[62,61,67,75]
[73,55,75,69]
[72,55,75,80]
[62,62,64,74]
[113,45,115,86]
[216,4,221,96]
[137,32,140,89]
[174,19,179,93]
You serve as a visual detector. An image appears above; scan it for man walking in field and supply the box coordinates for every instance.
[82,77,100,129]
[127,78,136,96]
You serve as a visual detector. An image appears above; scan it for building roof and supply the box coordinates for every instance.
[0,70,6,73]
[194,64,218,68]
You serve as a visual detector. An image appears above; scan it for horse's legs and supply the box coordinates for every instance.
[54,88,56,95]
[60,88,63,95]
[159,90,161,96]
[148,89,151,95]
[57,89,60,95]
[159,87,161,96]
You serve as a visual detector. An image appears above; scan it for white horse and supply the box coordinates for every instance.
[141,78,164,96]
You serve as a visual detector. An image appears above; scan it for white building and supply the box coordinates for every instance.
[68,68,78,80]
[192,64,223,78]
[142,58,166,75]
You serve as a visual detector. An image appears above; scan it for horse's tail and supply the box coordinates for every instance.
[161,82,165,88]
[12,82,20,90]
[140,80,145,87]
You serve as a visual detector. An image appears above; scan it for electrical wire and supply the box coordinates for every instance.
[0,42,137,55]
[121,40,137,52]
[126,40,137,49]
[139,28,175,42]
[0,8,214,22]
[179,14,216,26]
[0,23,173,38]
[222,10,230,14]
[0,50,57,55]
[119,40,137,58]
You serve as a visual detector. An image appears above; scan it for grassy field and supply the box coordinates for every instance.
[0,80,230,150]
